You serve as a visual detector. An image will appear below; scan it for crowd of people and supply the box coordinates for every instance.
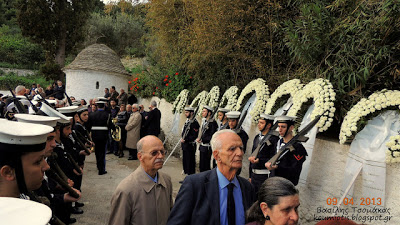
[0,84,359,225]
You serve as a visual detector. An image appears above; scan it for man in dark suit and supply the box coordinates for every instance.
[143,100,161,137]
[88,100,114,175]
[167,129,255,225]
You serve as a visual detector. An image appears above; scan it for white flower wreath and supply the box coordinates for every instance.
[172,89,189,113]
[386,134,400,164]
[205,86,220,109]
[190,90,209,116]
[235,78,269,123]
[339,89,400,147]
[219,86,239,110]
[287,78,336,132]
[264,79,303,115]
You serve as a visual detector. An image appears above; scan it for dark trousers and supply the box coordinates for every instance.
[251,173,269,194]
[199,146,212,172]
[182,142,196,175]
[94,139,106,172]
[127,148,138,159]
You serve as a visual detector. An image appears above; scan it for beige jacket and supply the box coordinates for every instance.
[109,166,173,225]
[125,111,141,149]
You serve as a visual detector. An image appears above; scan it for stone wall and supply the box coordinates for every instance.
[139,96,399,225]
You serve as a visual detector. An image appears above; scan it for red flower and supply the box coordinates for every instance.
[165,75,169,78]
[166,83,169,86]
[153,92,155,95]
[175,72,179,75]
[190,76,193,79]
[130,87,133,90]
[156,87,159,89]
[169,80,172,83]
[128,81,131,84]
[163,78,168,82]
[135,89,137,92]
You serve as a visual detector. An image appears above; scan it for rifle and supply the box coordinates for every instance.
[7,85,28,114]
[46,169,80,199]
[250,104,293,159]
[64,92,73,106]
[164,106,199,165]
[234,103,251,133]
[71,131,91,155]
[24,93,39,113]
[198,107,218,141]
[48,152,70,183]
[268,113,324,166]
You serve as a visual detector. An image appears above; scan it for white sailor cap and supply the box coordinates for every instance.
[95,100,107,105]
[260,113,275,121]
[217,108,230,113]
[47,99,57,105]
[97,97,108,101]
[77,106,88,114]
[184,106,195,111]
[15,114,59,128]
[276,115,296,123]
[1,94,10,100]
[226,111,241,119]
[57,106,79,117]
[39,103,72,124]
[71,101,81,106]
[0,119,53,152]
[203,105,214,112]
[0,197,52,225]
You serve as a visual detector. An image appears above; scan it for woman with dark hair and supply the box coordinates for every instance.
[246,177,300,225]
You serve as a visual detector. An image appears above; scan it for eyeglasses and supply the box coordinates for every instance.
[145,150,167,157]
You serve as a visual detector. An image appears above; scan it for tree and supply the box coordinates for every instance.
[16,0,100,80]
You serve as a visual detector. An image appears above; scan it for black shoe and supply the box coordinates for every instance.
[67,218,77,224]
[75,202,84,207]
[128,156,137,160]
[106,151,113,154]
[114,152,119,156]
[98,171,108,175]
[71,207,84,214]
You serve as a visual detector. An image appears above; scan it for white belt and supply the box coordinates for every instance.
[92,126,108,131]
[252,169,270,175]
[200,143,210,147]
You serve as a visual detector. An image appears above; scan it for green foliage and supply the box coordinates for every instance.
[0,72,51,90]
[38,60,63,81]
[84,9,146,57]
[126,65,196,102]
[284,0,400,120]
[0,25,44,69]
[16,0,98,70]
[144,0,400,124]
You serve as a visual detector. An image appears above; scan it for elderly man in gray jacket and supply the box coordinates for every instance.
[109,135,173,225]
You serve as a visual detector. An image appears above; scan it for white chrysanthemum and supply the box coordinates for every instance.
[386,135,400,164]
[219,86,239,110]
[265,79,303,115]
[339,89,400,145]
[235,78,270,123]
[190,91,209,116]
[206,86,220,109]
[172,89,189,113]
[287,78,336,132]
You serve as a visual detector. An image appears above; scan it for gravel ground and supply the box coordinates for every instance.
[73,150,185,225]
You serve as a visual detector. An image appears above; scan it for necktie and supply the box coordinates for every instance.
[227,183,235,225]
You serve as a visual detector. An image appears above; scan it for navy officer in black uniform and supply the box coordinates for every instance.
[265,115,307,186]
[196,105,218,172]
[248,113,279,193]
[226,111,249,175]
[88,100,114,175]
[180,107,200,176]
